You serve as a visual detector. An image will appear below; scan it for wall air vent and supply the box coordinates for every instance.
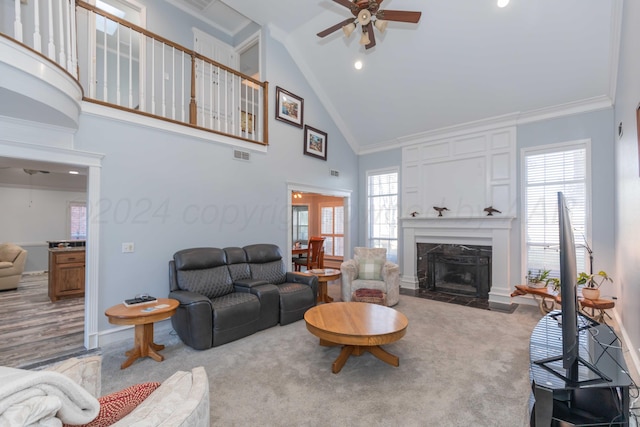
[233,149,250,161]
[330,169,340,177]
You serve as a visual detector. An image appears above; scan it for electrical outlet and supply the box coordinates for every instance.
[122,242,134,253]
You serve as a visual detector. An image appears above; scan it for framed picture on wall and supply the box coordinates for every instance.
[303,125,327,161]
[275,86,304,128]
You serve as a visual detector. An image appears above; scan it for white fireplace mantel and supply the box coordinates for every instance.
[400,216,515,307]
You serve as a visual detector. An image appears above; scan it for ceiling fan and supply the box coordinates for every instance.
[317,0,421,50]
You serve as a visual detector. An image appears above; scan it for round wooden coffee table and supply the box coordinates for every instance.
[105,298,179,369]
[304,302,408,373]
[304,268,341,303]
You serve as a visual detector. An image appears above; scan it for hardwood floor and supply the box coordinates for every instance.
[0,273,85,368]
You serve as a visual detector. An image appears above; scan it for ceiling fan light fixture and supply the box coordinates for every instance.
[374,19,388,33]
[359,30,370,45]
[342,22,356,37]
[357,9,371,26]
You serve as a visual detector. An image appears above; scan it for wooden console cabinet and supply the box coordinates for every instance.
[48,249,85,302]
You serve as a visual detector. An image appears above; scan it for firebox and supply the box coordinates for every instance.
[417,243,492,298]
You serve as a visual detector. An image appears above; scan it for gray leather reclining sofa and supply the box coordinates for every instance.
[169,243,318,350]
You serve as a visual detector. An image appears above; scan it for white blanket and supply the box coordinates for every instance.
[0,366,99,427]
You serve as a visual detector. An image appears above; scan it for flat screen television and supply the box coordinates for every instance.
[533,192,610,385]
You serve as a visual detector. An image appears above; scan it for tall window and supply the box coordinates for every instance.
[523,143,588,279]
[367,170,398,263]
[320,204,344,257]
[69,202,87,240]
[292,205,308,243]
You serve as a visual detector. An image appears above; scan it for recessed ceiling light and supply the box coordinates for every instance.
[354,60,363,70]
[497,0,510,7]
[69,170,79,175]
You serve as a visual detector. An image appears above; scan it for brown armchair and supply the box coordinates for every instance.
[0,243,28,291]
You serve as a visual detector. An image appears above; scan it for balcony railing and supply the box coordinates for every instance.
[2,0,268,145]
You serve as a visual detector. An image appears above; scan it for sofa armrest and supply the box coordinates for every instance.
[45,356,102,398]
[286,271,318,296]
[382,261,399,278]
[112,367,210,427]
[169,290,214,350]
[340,260,359,302]
[169,290,211,306]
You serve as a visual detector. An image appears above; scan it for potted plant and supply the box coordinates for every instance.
[527,269,551,289]
[577,270,612,300]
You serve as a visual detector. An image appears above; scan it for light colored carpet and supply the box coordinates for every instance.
[99,284,540,426]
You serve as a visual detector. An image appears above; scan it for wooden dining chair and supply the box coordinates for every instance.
[294,236,325,271]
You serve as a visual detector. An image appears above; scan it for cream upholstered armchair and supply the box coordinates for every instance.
[0,243,27,291]
[340,247,400,306]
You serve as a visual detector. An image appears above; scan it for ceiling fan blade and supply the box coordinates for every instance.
[376,10,422,23]
[333,0,358,12]
[317,17,357,38]
[365,22,376,49]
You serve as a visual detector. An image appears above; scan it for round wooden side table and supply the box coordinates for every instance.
[105,298,179,369]
[303,268,341,303]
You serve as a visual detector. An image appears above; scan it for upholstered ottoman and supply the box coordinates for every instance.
[352,288,387,306]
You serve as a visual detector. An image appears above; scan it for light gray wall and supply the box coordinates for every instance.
[0,186,86,272]
[613,0,640,367]
[73,27,357,331]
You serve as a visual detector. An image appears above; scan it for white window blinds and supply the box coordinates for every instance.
[524,147,587,277]
[367,171,398,263]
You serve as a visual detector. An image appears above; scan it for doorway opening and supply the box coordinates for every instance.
[287,184,350,271]
[0,143,102,367]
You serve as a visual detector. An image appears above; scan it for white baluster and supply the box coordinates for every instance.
[58,0,66,68]
[171,48,175,120]
[151,39,155,115]
[181,51,185,122]
[102,13,107,101]
[47,0,55,60]
[138,33,145,111]
[128,28,132,108]
[161,43,166,117]
[116,25,120,105]
[14,0,23,43]
[65,0,72,72]
[69,0,78,78]
[33,0,42,52]
[208,62,213,129]
[200,59,205,126]
[215,65,220,131]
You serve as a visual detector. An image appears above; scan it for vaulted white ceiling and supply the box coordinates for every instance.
[161,1,621,154]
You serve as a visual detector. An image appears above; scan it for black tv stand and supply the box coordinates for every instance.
[533,354,611,386]
[529,312,631,426]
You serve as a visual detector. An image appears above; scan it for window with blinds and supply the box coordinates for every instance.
[320,205,344,257]
[524,145,587,279]
[367,170,398,263]
[69,201,87,240]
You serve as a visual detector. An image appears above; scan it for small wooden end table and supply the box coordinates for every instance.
[304,302,408,373]
[511,284,561,314]
[105,298,179,369]
[303,268,341,303]
[580,298,615,324]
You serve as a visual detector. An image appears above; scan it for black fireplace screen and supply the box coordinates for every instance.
[417,243,492,298]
